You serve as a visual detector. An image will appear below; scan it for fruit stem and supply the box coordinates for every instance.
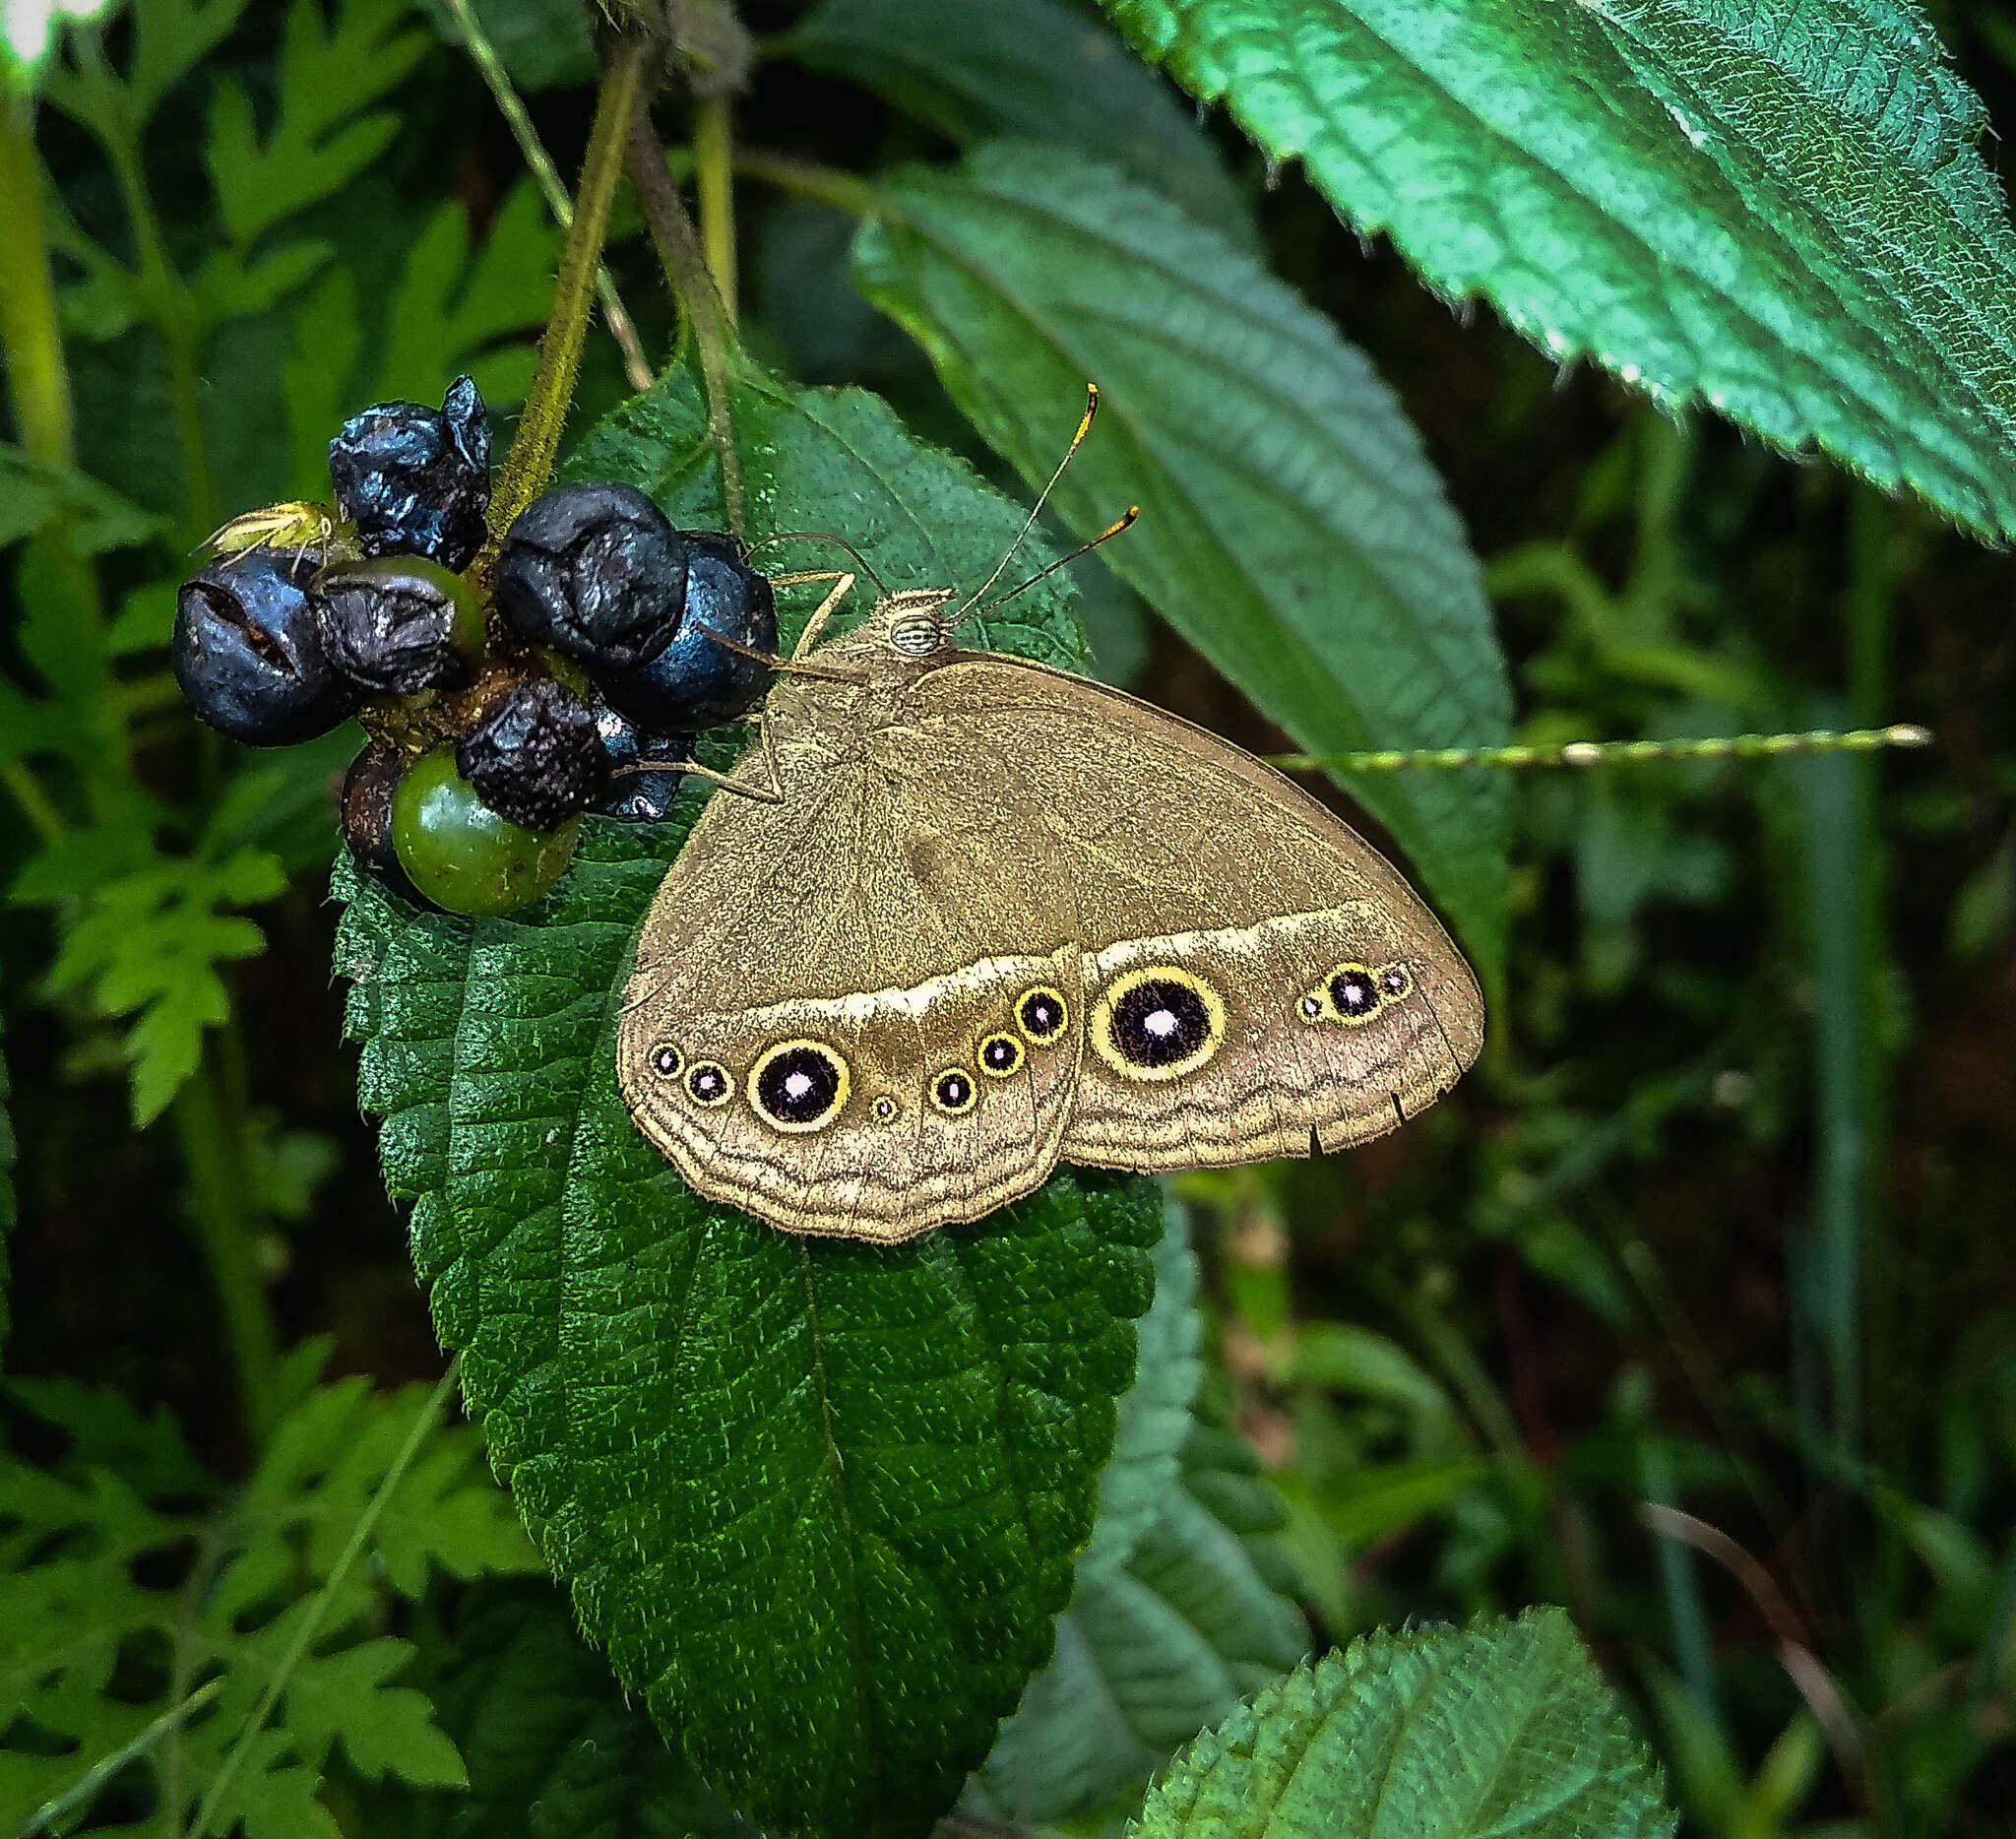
[485,34,653,558]
[694,94,738,324]
[626,112,747,541]
[442,0,654,394]
[171,1046,281,1447]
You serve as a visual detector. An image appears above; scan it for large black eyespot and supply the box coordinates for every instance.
[978,1033,1025,1078]
[651,1043,683,1078]
[1016,985,1069,1044]
[1379,963,1413,1002]
[1328,965,1379,1023]
[1093,966,1225,1081]
[748,1040,850,1132]
[930,1068,977,1115]
[686,1061,732,1107]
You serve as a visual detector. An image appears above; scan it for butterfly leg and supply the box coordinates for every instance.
[786,571,856,661]
[608,712,788,805]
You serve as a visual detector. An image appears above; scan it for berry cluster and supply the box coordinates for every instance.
[173,377,778,918]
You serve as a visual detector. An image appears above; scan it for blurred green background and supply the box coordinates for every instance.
[3,0,2014,1832]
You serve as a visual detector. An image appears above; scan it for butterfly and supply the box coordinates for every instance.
[618,401,1483,1243]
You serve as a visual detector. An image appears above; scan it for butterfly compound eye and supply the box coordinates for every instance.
[748,1040,850,1132]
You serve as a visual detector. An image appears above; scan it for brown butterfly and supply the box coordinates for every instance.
[619,400,1483,1242]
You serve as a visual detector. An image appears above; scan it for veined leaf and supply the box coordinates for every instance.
[336,365,1163,1839]
[855,142,1512,980]
[788,0,1255,247]
[1103,0,2016,543]
[1134,1610,1676,1839]
[974,1423,1308,1823]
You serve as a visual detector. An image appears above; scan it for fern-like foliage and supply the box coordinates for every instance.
[0,1371,539,1836]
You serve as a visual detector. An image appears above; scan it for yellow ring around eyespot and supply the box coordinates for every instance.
[1015,984,1071,1044]
[929,1068,978,1115]
[1090,964,1226,1083]
[1321,962,1382,1028]
[977,1032,1026,1078]
[746,1038,851,1133]
[685,1060,733,1108]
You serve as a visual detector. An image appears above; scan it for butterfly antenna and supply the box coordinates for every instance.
[971,506,1141,620]
[951,384,1102,620]
[743,531,889,595]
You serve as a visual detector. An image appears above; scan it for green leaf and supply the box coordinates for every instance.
[0,447,165,554]
[1081,1201,1203,1583]
[788,0,1255,247]
[1103,0,2016,544]
[1132,1609,1676,1839]
[974,1423,1308,1824]
[0,1378,523,1836]
[204,0,428,248]
[0,1023,12,1366]
[335,363,1164,1839]
[855,142,1511,979]
[0,0,125,91]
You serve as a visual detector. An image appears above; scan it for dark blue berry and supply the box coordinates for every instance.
[595,705,691,822]
[456,675,606,833]
[174,548,355,744]
[598,534,776,732]
[494,482,687,671]
[311,556,485,696]
[328,375,490,571]
[342,745,429,907]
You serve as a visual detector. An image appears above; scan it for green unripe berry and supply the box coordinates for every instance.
[391,746,578,918]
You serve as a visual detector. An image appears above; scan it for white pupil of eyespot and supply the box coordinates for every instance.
[786,1072,813,1100]
[1145,1008,1177,1038]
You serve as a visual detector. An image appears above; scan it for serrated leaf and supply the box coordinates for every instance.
[788,0,1254,247]
[284,1639,469,1788]
[1131,1609,1676,1839]
[335,364,1164,1839]
[0,447,165,554]
[1103,0,2016,544]
[1081,1200,1203,1583]
[976,1423,1307,1824]
[855,142,1511,981]
[204,0,428,248]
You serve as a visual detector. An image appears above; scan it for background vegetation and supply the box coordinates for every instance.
[3,0,2014,1834]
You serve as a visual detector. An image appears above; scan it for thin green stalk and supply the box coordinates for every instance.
[190,1357,464,1839]
[694,94,738,323]
[171,1055,279,1446]
[1267,725,1930,775]
[627,112,746,539]
[443,0,653,393]
[734,147,880,219]
[24,1680,223,1838]
[2,759,67,842]
[486,36,653,552]
[0,84,73,463]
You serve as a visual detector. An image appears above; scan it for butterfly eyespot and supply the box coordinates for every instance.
[748,1040,850,1133]
[1091,965,1225,1082]
[1297,994,1322,1022]
[1015,985,1069,1044]
[978,1033,1025,1077]
[871,1095,900,1124]
[1379,963,1413,1002]
[1326,965,1380,1025]
[685,1061,732,1107]
[651,1043,684,1078]
[930,1068,977,1115]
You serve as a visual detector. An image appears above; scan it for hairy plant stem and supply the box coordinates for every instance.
[172,1052,280,1446]
[627,112,746,540]
[485,36,653,561]
[694,94,738,322]
[443,0,653,393]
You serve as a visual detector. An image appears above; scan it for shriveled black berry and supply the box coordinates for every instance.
[312,556,484,696]
[174,548,355,744]
[598,534,776,732]
[595,705,691,822]
[341,745,428,907]
[456,675,606,833]
[328,374,490,571]
[494,481,688,671]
